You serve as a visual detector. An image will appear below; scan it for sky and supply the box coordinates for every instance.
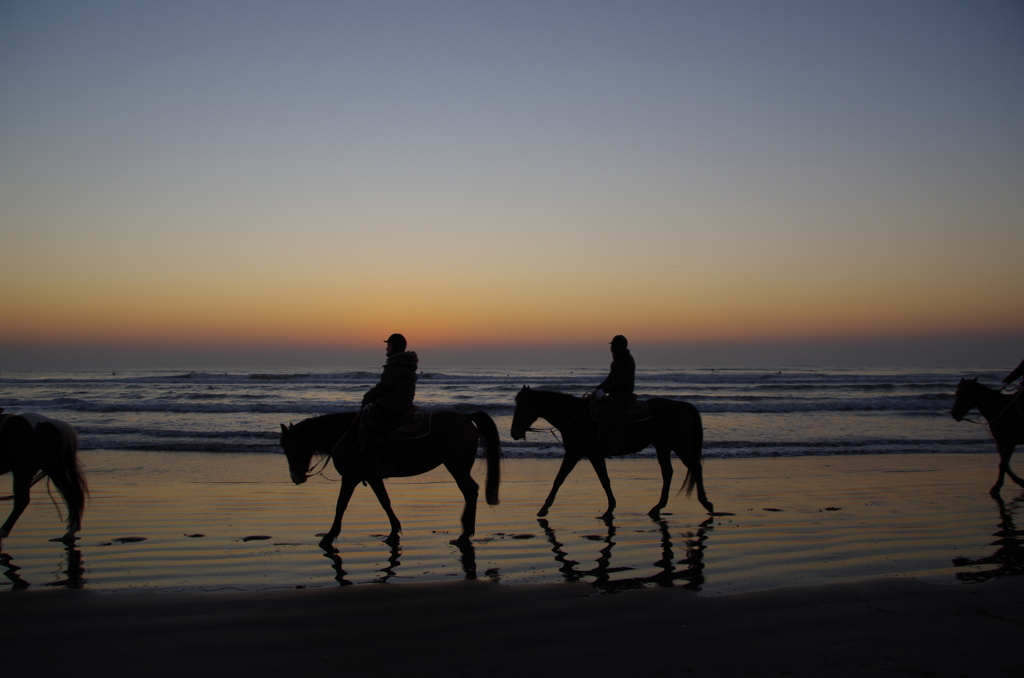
[1,1,1022,369]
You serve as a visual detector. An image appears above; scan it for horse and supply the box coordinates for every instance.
[280,410,501,549]
[0,408,88,542]
[510,386,713,520]
[951,378,1024,496]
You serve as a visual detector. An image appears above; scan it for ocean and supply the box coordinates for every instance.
[0,364,1003,458]
[2,364,1021,594]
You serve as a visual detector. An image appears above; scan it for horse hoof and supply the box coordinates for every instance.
[647,507,662,519]
[536,508,549,518]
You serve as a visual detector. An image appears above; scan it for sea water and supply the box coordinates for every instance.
[2,365,1020,594]
[0,364,1004,457]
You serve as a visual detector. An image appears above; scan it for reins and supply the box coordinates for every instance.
[960,385,1023,436]
[524,401,592,446]
[307,411,361,480]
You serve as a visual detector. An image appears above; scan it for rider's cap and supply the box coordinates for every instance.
[610,335,628,350]
[384,333,407,351]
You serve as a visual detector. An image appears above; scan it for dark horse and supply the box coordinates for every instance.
[0,409,88,542]
[951,378,1024,496]
[280,410,501,549]
[510,387,713,519]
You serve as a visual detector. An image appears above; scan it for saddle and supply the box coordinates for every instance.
[384,407,432,443]
[612,398,652,424]
[589,395,652,424]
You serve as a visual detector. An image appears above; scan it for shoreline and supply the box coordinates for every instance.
[3,453,1023,594]
[5,575,1023,676]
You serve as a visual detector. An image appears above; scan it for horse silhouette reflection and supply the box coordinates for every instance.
[538,516,711,592]
[322,538,481,585]
[0,541,84,590]
[953,492,1024,582]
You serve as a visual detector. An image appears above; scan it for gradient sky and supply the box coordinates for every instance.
[2,1,1022,368]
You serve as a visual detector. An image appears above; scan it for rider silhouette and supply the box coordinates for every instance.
[360,333,418,474]
[592,335,635,456]
[1003,359,1024,389]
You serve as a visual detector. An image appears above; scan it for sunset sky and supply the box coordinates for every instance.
[2,1,1022,369]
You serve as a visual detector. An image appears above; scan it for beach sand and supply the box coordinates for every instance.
[5,575,1023,676]
[3,453,1023,674]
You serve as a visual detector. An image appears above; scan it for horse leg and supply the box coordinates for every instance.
[538,453,582,517]
[1001,444,1024,489]
[367,477,402,545]
[448,470,479,545]
[688,461,715,514]
[321,476,360,551]
[992,442,1024,495]
[588,455,616,521]
[0,470,33,539]
[648,446,673,518]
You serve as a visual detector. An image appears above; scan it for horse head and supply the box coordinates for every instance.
[950,377,980,422]
[510,386,537,440]
[279,422,313,485]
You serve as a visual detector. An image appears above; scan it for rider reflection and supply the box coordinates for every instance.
[953,493,1024,582]
[538,516,712,592]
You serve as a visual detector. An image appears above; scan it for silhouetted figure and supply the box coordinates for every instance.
[360,333,418,475]
[951,378,1024,495]
[511,386,712,519]
[0,411,88,542]
[280,409,501,550]
[592,335,636,455]
[1002,359,1024,389]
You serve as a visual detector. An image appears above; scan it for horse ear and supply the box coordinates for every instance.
[280,424,288,434]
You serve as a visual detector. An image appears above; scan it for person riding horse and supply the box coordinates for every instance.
[591,334,635,455]
[360,333,418,474]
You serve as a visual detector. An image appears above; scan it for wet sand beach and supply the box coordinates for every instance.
[6,572,1023,676]
[3,453,1023,675]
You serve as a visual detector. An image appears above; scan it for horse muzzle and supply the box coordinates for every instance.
[510,425,525,441]
[291,472,309,485]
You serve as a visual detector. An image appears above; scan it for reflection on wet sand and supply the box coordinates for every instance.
[323,537,487,585]
[953,492,1024,582]
[538,516,712,593]
[1,542,84,590]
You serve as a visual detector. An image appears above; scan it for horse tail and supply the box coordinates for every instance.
[679,402,704,498]
[39,422,88,532]
[470,411,502,505]
[62,427,89,532]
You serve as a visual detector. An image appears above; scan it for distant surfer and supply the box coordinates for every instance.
[591,335,635,455]
[360,333,418,474]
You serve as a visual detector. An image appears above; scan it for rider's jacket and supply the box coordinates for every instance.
[363,351,418,411]
[598,349,636,399]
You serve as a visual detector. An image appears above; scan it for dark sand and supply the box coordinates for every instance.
[4,453,1024,675]
[6,576,1023,677]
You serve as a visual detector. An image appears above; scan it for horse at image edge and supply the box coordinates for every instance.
[951,378,1024,496]
[0,408,88,542]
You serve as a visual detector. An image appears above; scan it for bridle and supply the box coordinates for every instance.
[298,411,362,480]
